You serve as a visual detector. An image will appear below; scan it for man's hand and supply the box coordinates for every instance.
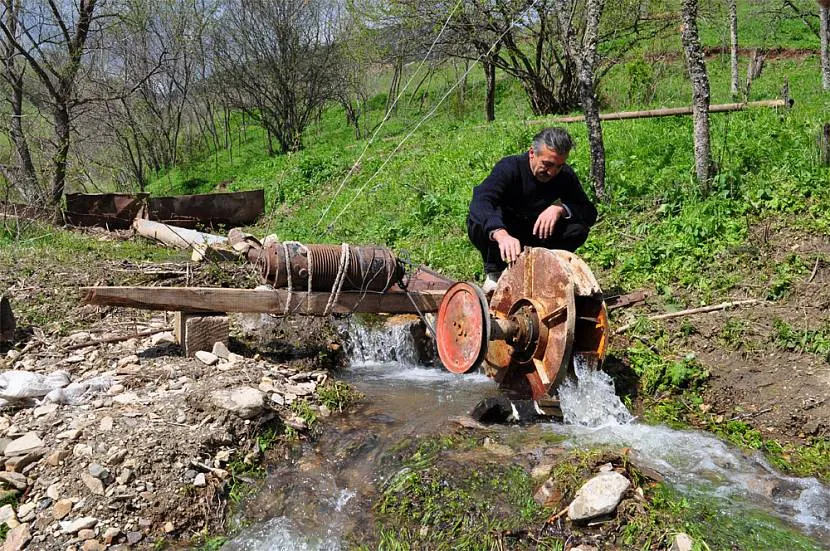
[492,229,521,264]
[533,204,565,240]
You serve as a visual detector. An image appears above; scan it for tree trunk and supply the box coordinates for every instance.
[580,0,606,201]
[821,4,829,91]
[680,0,713,190]
[483,57,496,122]
[728,0,740,97]
[49,102,71,209]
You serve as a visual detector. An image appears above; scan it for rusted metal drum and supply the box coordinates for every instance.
[435,248,608,400]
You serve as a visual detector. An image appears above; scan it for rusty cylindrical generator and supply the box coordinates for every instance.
[435,248,609,400]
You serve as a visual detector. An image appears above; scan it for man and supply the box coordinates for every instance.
[467,127,597,293]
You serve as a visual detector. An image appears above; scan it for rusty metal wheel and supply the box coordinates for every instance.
[435,282,490,374]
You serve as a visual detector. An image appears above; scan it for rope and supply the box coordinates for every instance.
[326,0,544,229]
[316,0,465,228]
[323,243,350,316]
[282,241,294,316]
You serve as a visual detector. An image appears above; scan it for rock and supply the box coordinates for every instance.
[65,354,86,364]
[103,527,121,544]
[46,449,71,466]
[115,468,133,485]
[211,341,230,359]
[33,403,59,418]
[568,471,631,522]
[285,382,315,396]
[126,531,142,545]
[106,448,128,466]
[98,416,113,431]
[60,516,98,534]
[283,415,307,431]
[15,501,35,522]
[195,351,219,366]
[269,393,285,406]
[193,473,206,488]
[53,498,74,520]
[106,384,125,396]
[571,546,599,551]
[227,352,245,363]
[746,475,780,498]
[319,404,331,417]
[117,355,139,368]
[670,533,694,551]
[163,521,175,533]
[149,331,175,346]
[56,428,82,441]
[73,443,93,458]
[0,503,18,528]
[4,433,43,457]
[78,528,96,540]
[533,477,563,507]
[598,462,613,473]
[5,448,46,472]
[81,473,105,495]
[0,471,28,490]
[209,387,264,419]
[46,484,61,500]
[112,392,138,405]
[3,523,31,551]
[448,415,486,430]
[81,541,103,551]
[88,463,109,480]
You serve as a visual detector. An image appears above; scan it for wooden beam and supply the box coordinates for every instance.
[81,286,445,315]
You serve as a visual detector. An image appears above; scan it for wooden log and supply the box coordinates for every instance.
[174,313,228,357]
[132,219,226,250]
[528,99,788,125]
[81,286,445,315]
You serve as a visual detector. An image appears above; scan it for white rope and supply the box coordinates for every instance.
[326,0,544,230]
[323,243,350,316]
[282,241,294,316]
[305,244,314,314]
[316,0,465,228]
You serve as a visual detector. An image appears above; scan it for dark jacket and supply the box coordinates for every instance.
[468,152,598,236]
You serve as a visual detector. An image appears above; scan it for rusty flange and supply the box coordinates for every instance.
[435,282,490,374]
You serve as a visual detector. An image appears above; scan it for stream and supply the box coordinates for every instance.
[224,320,830,550]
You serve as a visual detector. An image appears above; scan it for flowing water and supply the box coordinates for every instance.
[224,321,830,550]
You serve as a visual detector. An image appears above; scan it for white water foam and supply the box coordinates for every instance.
[554,355,830,540]
[344,319,420,365]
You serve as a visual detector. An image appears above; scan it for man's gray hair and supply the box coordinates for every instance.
[532,127,574,155]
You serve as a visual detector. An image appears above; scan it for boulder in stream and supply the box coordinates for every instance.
[568,471,630,522]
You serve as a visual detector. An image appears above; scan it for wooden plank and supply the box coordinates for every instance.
[81,286,445,315]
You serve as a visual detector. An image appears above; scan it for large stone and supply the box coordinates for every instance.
[5,448,46,473]
[195,351,219,366]
[0,471,27,490]
[568,471,631,522]
[0,503,18,528]
[211,341,230,359]
[3,433,43,457]
[60,516,98,534]
[209,387,264,419]
[53,498,74,520]
[2,523,31,551]
[81,472,105,495]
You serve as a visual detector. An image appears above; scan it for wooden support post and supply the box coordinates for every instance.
[0,295,15,343]
[173,312,229,357]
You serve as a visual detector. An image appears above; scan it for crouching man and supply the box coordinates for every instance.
[467,127,598,293]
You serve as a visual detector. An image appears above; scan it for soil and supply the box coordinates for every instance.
[612,220,830,445]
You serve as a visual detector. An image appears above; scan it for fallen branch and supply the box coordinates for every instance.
[546,506,569,523]
[614,299,763,334]
[64,327,171,351]
[807,258,820,284]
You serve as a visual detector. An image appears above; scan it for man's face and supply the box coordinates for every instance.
[529,145,568,182]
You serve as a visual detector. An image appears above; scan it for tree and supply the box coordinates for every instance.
[0,0,39,204]
[680,0,713,188]
[821,0,830,90]
[728,0,740,97]
[213,0,346,153]
[553,0,607,200]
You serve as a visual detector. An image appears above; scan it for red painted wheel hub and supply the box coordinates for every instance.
[435,282,490,374]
